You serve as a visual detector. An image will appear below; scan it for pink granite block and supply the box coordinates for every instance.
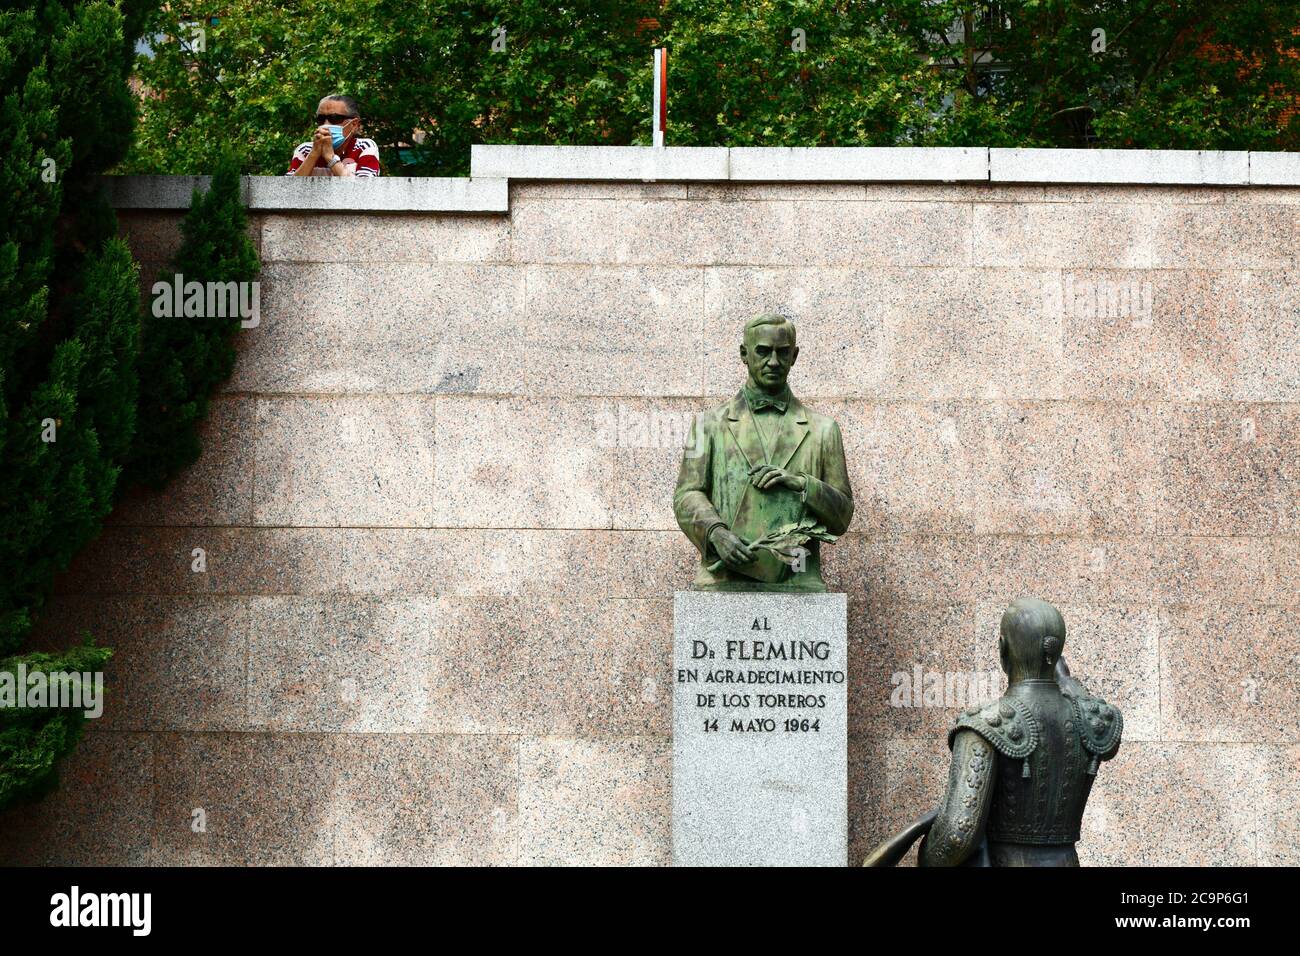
[110,397,256,527]
[333,733,518,866]
[1160,604,1300,743]
[0,731,153,865]
[518,736,670,866]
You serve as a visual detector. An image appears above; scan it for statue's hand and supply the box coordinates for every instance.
[749,464,806,492]
[709,526,754,568]
[1055,656,1088,697]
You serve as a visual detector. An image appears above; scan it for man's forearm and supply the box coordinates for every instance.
[674,489,725,557]
[920,732,994,867]
[799,473,853,533]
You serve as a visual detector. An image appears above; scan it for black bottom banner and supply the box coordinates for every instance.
[0,865,1283,942]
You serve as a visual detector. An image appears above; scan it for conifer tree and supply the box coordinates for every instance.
[129,152,259,488]
[0,0,159,809]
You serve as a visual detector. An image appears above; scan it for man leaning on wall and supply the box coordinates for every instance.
[287,94,381,177]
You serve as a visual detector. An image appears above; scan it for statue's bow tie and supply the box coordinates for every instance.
[748,395,788,414]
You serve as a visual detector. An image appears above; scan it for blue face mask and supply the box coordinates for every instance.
[328,124,348,149]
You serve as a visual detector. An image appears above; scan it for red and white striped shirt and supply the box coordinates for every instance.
[286,137,381,176]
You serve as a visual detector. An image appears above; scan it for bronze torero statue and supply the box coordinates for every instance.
[673,313,853,592]
[864,598,1123,867]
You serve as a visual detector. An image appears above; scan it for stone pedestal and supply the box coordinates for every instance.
[672,591,847,867]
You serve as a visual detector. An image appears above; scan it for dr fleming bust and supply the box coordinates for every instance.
[673,313,854,592]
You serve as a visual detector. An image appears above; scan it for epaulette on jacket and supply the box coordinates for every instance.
[949,695,1039,765]
[1070,693,1123,773]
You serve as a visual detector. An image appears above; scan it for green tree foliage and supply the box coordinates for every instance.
[123,0,1300,178]
[0,0,160,810]
[0,0,148,653]
[896,0,1300,148]
[3,1,255,809]
[0,643,112,807]
[125,0,663,176]
[129,152,259,488]
[661,1,948,147]
[0,3,69,419]
[0,236,143,640]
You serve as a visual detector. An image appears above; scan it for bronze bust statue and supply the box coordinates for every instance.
[864,598,1123,866]
[673,313,853,592]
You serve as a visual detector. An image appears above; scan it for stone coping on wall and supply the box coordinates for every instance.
[104,173,511,212]
[475,144,1300,185]
[104,145,1300,211]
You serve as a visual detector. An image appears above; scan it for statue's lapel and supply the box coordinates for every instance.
[725,392,766,469]
[770,397,810,470]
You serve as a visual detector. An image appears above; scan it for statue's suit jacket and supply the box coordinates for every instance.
[674,390,853,591]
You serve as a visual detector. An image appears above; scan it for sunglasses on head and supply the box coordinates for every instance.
[316,113,356,124]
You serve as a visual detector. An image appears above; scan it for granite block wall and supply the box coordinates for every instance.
[2,180,1296,865]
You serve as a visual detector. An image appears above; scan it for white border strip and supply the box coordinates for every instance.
[105,147,1300,210]
[1249,151,1300,186]
[469,144,729,180]
[729,146,986,182]
[990,147,1250,185]
[472,145,1295,186]
[105,174,509,212]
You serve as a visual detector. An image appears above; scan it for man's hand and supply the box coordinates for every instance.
[709,526,754,569]
[1055,656,1088,697]
[749,464,806,492]
[313,125,335,163]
